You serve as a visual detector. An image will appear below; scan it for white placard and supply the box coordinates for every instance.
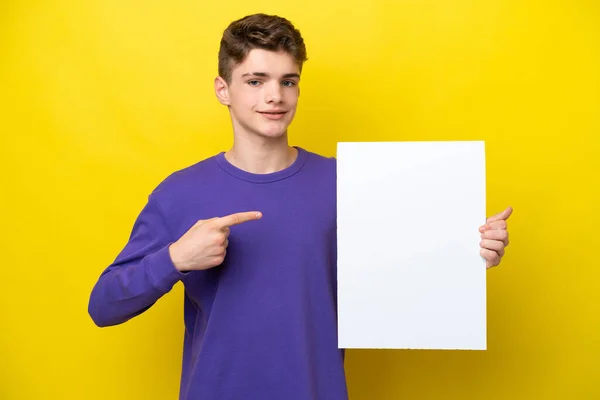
[337,141,487,350]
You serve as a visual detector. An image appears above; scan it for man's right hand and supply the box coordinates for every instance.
[168,211,263,272]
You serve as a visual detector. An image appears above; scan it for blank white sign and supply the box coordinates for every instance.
[336,141,487,350]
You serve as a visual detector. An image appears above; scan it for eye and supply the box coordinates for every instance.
[247,80,261,86]
[282,80,297,87]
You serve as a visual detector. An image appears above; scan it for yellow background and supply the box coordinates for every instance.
[1,0,598,399]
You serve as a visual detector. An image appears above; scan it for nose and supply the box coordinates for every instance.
[264,82,283,104]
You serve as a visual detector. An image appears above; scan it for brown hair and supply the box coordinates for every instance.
[218,13,308,83]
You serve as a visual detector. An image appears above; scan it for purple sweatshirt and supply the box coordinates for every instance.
[88,147,348,400]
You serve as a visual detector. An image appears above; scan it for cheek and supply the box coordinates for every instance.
[285,92,299,108]
[231,98,258,118]
[230,88,257,108]
[288,92,298,103]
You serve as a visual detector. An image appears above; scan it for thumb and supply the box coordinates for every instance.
[487,206,513,223]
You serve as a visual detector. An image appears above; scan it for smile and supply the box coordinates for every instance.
[258,111,287,120]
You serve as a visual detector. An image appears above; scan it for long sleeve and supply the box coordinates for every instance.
[88,193,186,327]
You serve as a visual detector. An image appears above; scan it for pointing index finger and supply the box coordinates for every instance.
[216,211,262,228]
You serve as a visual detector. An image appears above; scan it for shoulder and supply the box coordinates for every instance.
[302,147,337,172]
[298,148,337,193]
[150,154,220,200]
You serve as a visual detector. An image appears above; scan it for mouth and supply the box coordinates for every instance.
[258,111,287,120]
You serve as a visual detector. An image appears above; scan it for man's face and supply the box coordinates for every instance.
[215,49,300,140]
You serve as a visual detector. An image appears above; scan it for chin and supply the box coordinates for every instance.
[251,121,291,138]
[258,128,288,138]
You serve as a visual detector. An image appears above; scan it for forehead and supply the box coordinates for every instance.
[232,49,300,77]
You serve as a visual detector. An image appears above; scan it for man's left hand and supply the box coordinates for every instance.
[479,207,513,269]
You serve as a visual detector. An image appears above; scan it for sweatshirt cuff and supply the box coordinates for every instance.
[146,244,187,293]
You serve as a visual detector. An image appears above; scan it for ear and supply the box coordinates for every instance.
[214,76,230,106]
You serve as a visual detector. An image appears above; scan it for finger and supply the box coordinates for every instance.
[196,217,219,226]
[219,234,228,245]
[481,230,509,246]
[488,219,507,230]
[480,239,505,256]
[480,248,500,268]
[486,206,513,224]
[212,232,228,246]
[213,249,227,260]
[215,211,263,229]
[479,219,507,232]
[211,252,225,267]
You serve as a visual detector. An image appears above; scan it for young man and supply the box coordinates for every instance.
[88,13,512,400]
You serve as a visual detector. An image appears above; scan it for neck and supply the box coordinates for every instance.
[225,134,298,174]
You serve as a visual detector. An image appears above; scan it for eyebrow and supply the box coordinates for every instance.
[241,72,300,79]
